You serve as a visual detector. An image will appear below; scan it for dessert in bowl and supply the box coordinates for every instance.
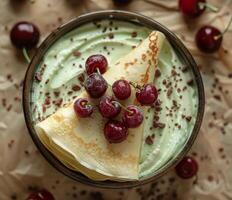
[23,10,204,188]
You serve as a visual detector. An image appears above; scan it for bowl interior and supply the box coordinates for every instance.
[23,10,205,189]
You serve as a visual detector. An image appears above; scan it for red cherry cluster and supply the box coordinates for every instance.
[179,0,232,53]
[74,55,158,143]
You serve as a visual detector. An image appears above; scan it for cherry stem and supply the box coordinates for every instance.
[96,68,101,75]
[129,81,141,90]
[198,2,219,12]
[215,16,232,40]
[112,101,132,114]
[22,48,31,63]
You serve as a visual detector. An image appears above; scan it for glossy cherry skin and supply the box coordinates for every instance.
[85,54,108,75]
[74,98,93,118]
[10,21,40,49]
[112,79,131,100]
[99,96,121,118]
[122,105,143,128]
[196,25,222,53]
[26,189,55,200]
[175,156,198,179]
[84,73,108,98]
[136,84,158,105]
[179,0,206,18]
[104,120,128,143]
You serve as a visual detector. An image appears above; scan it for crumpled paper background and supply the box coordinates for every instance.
[0,0,232,199]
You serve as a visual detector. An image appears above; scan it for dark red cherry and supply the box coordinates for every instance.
[196,25,222,53]
[136,84,158,105]
[10,21,40,49]
[112,79,131,100]
[74,98,93,118]
[99,96,121,118]
[84,73,108,98]
[85,54,108,75]
[175,156,198,179]
[104,120,128,143]
[26,189,55,200]
[179,0,206,18]
[122,105,143,128]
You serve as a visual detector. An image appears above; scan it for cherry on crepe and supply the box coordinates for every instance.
[74,98,93,118]
[84,73,108,98]
[195,25,222,53]
[10,21,40,49]
[135,84,158,106]
[122,105,143,128]
[104,120,128,143]
[85,54,108,75]
[99,96,121,118]
[112,79,131,100]
[26,189,55,200]
[175,156,198,179]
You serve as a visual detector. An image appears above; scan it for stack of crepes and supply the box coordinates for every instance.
[35,31,165,181]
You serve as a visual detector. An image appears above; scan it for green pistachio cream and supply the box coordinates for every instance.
[31,20,198,179]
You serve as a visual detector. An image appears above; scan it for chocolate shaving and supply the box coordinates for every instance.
[171,69,177,76]
[187,79,194,86]
[155,69,161,78]
[167,88,173,97]
[145,135,154,145]
[78,73,85,83]
[153,122,166,129]
[108,33,114,39]
[42,105,46,113]
[155,106,162,112]
[102,27,107,33]
[72,85,81,91]
[54,91,60,97]
[54,98,63,107]
[44,97,50,105]
[73,51,81,57]
[131,31,137,38]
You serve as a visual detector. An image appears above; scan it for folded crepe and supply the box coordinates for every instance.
[35,31,165,181]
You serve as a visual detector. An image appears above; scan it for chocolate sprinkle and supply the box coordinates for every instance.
[72,85,81,91]
[73,51,81,57]
[155,69,161,78]
[108,33,114,39]
[187,79,194,86]
[131,31,137,38]
[145,135,154,145]
[78,73,85,83]
[153,122,166,129]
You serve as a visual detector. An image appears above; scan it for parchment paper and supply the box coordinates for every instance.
[0,0,232,199]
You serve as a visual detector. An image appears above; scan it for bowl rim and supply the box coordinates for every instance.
[23,10,205,189]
